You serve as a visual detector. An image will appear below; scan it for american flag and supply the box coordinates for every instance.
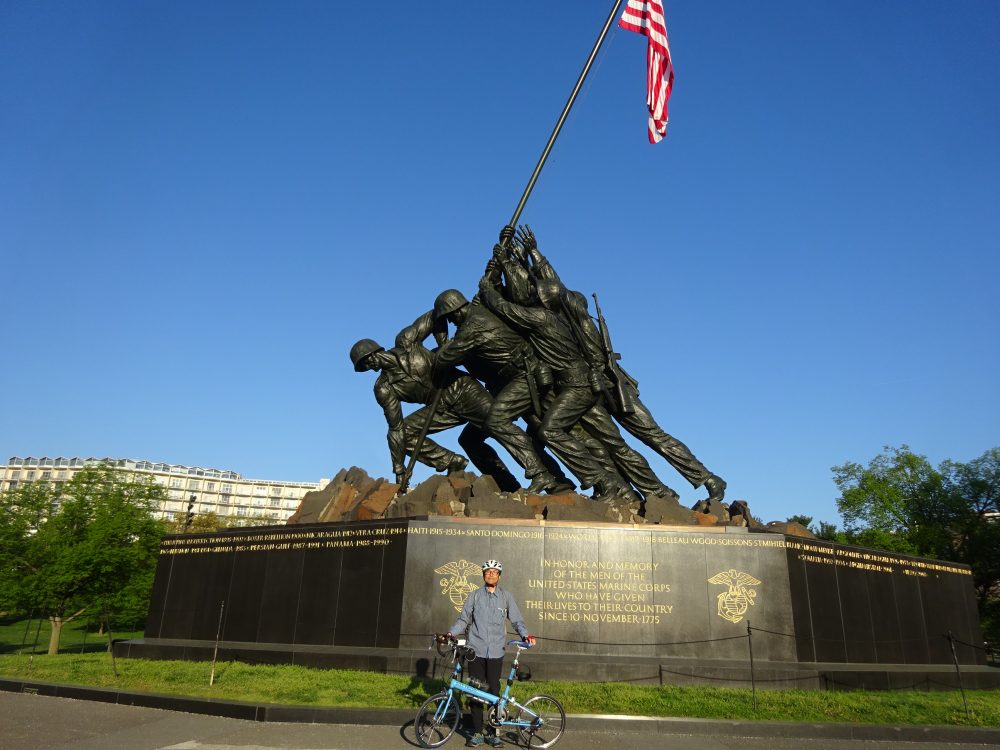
[619,0,674,143]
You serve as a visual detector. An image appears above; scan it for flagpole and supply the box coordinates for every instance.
[507,0,626,229]
[399,1,626,496]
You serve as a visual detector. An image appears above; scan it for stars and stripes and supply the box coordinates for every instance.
[618,0,674,143]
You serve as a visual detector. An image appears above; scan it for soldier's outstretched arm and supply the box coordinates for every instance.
[518,224,563,286]
[395,310,440,350]
[479,282,546,336]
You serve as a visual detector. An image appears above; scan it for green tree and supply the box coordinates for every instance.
[832,445,1000,641]
[0,464,166,653]
[159,510,280,535]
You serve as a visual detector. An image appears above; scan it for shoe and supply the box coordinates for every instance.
[645,484,679,503]
[485,734,504,747]
[547,477,576,494]
[592,478,639,504]
[447,456,469,475]
[466,733,485,747]
[703,474,727,503]
[525,473,557,494]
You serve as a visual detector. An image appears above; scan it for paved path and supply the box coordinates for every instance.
[3,692,998,750]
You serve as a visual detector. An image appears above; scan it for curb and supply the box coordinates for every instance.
[2,678,999,745]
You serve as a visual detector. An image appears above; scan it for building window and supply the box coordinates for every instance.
[269,498,280,507]
[42,471,52,479]
[188,479,200,490]
[205,482,215,492]
[218,494,230,505]
[26,471,35,480]
[221,483,233,493]
[271,487,282,496]
[170,478,182,488]
[6,481,17,490]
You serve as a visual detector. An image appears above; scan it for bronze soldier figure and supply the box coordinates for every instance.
[349,328,519,492]
[431,289,575,495]
[478,258,640,504]
[513,225,727,504]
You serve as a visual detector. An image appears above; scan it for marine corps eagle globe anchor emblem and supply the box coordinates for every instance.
[708,569,761,624]
[435,559,482,612]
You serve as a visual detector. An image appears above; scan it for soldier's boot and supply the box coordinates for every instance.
[593,476,641,506]
[547,477,576,494]
[446,456,469,474]
[525,472,576,495]
[703,474,727,503]
[644,483,680,504]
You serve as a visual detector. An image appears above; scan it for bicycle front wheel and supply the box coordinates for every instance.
[516,694,565,748]
[415,691,461,748]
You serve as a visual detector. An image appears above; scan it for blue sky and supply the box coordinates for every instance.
[2,0,997,527]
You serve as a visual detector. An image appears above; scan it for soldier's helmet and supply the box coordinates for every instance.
[350,338,384,372]
[433,289,470,322]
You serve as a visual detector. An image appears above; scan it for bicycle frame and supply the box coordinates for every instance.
[440,639,537,728]
[416,636,565,748]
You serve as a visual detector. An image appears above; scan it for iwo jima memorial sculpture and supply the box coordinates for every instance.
[122,1,995,689]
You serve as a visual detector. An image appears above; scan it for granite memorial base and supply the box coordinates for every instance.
[117,517,1000,690]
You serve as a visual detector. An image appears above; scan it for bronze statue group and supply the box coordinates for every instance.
[350,226,725,510]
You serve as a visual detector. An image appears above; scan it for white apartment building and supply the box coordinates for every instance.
[1,456,324,522]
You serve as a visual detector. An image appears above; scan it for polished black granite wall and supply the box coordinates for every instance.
[147,521,408,648]
[146,519,984,666]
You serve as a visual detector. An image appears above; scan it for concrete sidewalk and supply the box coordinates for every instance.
[2,676,999,746]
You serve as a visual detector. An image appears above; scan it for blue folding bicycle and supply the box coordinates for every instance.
[414,634,565,748]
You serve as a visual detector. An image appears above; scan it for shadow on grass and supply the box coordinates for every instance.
[396,657,448,707]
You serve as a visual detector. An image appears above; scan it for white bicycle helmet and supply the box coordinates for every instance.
[482,559,503,572]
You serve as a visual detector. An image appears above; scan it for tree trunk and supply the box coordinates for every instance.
[48,617,63,655]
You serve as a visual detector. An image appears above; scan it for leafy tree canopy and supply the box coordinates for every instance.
[831,445,1000,641]
[159,510,280,535]
[0,464,166,653]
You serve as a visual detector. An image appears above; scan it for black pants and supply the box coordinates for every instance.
[467,655,503,735]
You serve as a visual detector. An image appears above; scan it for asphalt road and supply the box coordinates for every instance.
[3,692,998,750]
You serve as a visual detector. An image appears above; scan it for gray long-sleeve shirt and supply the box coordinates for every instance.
[449,585,529,660]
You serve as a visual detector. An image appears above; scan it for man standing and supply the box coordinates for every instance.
[447,560,534,748]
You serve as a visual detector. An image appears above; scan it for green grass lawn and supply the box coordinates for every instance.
[0,615,142,655]
[1,651,998,727]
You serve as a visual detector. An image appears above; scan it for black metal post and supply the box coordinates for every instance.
[747,621,757,712]
[947,631,970,720]
[210,600,226,686]
[19,610,34,655]
[105,606,118,679]
[28,618,43,672]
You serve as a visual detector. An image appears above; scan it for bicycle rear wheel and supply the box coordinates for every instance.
[415,691,461,748]
[516,694,565,748]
